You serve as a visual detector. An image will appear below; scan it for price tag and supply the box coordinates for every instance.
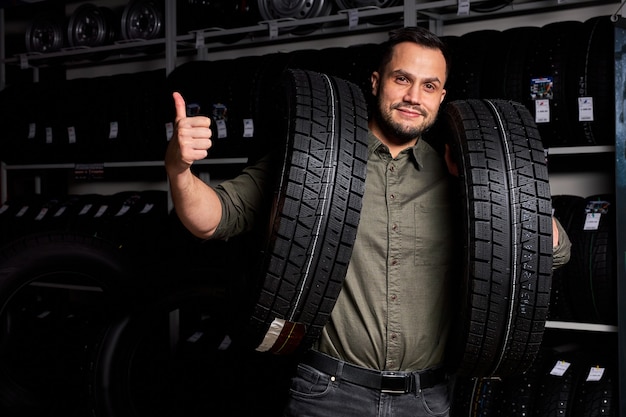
[109,121,119,139]
[535,99,550,123]
[243,118,254,137]
[28,123,36,139]
[584,212,601,230]
[457,0,470,15]
[116,205,131,216]
[195,31,205,48]
[218,335,232,350]
[215,119,227,139]
[165,122,174,141]
[268,21,279,39]
[79,204,93,216]
[348,10,359,28]
[586,366,605,382]
[45,127,53,144]
[68,126,77,144]
[187,331,203,343]
[140,203,154,214]
[550,360,571,376]
[35,207,48,221]
[578,97,594,121]
[16,206,29,217]
[94,205,108,218]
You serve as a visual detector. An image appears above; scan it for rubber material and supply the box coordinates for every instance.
[436,98,553,378]
[246,68,368,355]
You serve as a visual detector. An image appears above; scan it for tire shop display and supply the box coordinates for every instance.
[0,232,136,417]
[24,11,65,53]
[66,3,119,48]
[0,3,621,416]
[256,0,333,35]
[551,194,617,325]
[452,344,618,416]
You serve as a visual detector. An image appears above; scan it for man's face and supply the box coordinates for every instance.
[370,42,447,147]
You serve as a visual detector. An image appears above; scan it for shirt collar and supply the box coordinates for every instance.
[367,130,438,169]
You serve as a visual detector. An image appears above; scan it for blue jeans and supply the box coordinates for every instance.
[282,361,451,417]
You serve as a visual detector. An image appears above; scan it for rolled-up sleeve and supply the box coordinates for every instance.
[211,152,275,240]
[552,216,571,270]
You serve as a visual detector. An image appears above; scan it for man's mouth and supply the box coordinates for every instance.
[394,105,426,118]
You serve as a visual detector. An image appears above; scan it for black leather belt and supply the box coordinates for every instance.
[302,350,447,394]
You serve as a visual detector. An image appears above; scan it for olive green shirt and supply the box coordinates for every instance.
[314,132,456,372]
[211,131,571,372]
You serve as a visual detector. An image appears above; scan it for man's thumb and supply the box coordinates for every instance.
[173,91,187,122]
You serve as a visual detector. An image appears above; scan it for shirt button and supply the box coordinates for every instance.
[392,223,398,231]
[390,294,397,301]
[391,333,398,340]
[389,164,395,172]
[391,259,398,266]
[390,194,395,200]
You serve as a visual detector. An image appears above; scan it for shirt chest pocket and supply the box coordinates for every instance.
[414,202,455,266]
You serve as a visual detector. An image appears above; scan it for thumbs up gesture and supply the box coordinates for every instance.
[165,92,213,175]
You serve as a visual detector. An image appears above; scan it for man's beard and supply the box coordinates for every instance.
[374,98,434,144]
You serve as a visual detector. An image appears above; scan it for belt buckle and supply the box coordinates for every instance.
[380,372,412,394]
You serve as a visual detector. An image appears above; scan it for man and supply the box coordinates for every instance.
[165,26,570,417]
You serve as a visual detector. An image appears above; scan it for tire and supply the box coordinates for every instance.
[67,4,119,48]
[576,16,615,146]
[120,0,164,41]
[333,0,402,25]
[25,12,65,53]
[89,282,299,417]
[560,194,617,324]
[245,68,368,355]
[533,349,584,417]
[525,21,585,147]
[256,0,333,35]
[549,194,586,321]
[435,99,553,378]
[0,232,135,417]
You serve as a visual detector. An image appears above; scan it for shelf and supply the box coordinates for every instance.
[0,0,618,68]
[546,145,615,155]
[2,158,248,171]
[545,320,618,333]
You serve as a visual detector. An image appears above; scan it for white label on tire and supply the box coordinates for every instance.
[243,119,254,137]
[578,97,594,121]
[550,360,571,376]
[68,126,77,144]
[109,121,119,139]
[584,212,601,230]
[586,366,605,381]
[256,318,285,352]
[216,119,227,138]
[535,99,550,123]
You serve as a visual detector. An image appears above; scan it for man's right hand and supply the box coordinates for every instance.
[165,92,213,176]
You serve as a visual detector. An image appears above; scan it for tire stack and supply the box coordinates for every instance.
[452,344,619,417]
[549,194,617,325]
[442,16,615,148]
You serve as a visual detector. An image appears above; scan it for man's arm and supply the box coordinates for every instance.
[165,92,222,239]
[552,216,571,270]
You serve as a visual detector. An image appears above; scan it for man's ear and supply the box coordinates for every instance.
[440,88,447,104]
[371,71,380,97]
